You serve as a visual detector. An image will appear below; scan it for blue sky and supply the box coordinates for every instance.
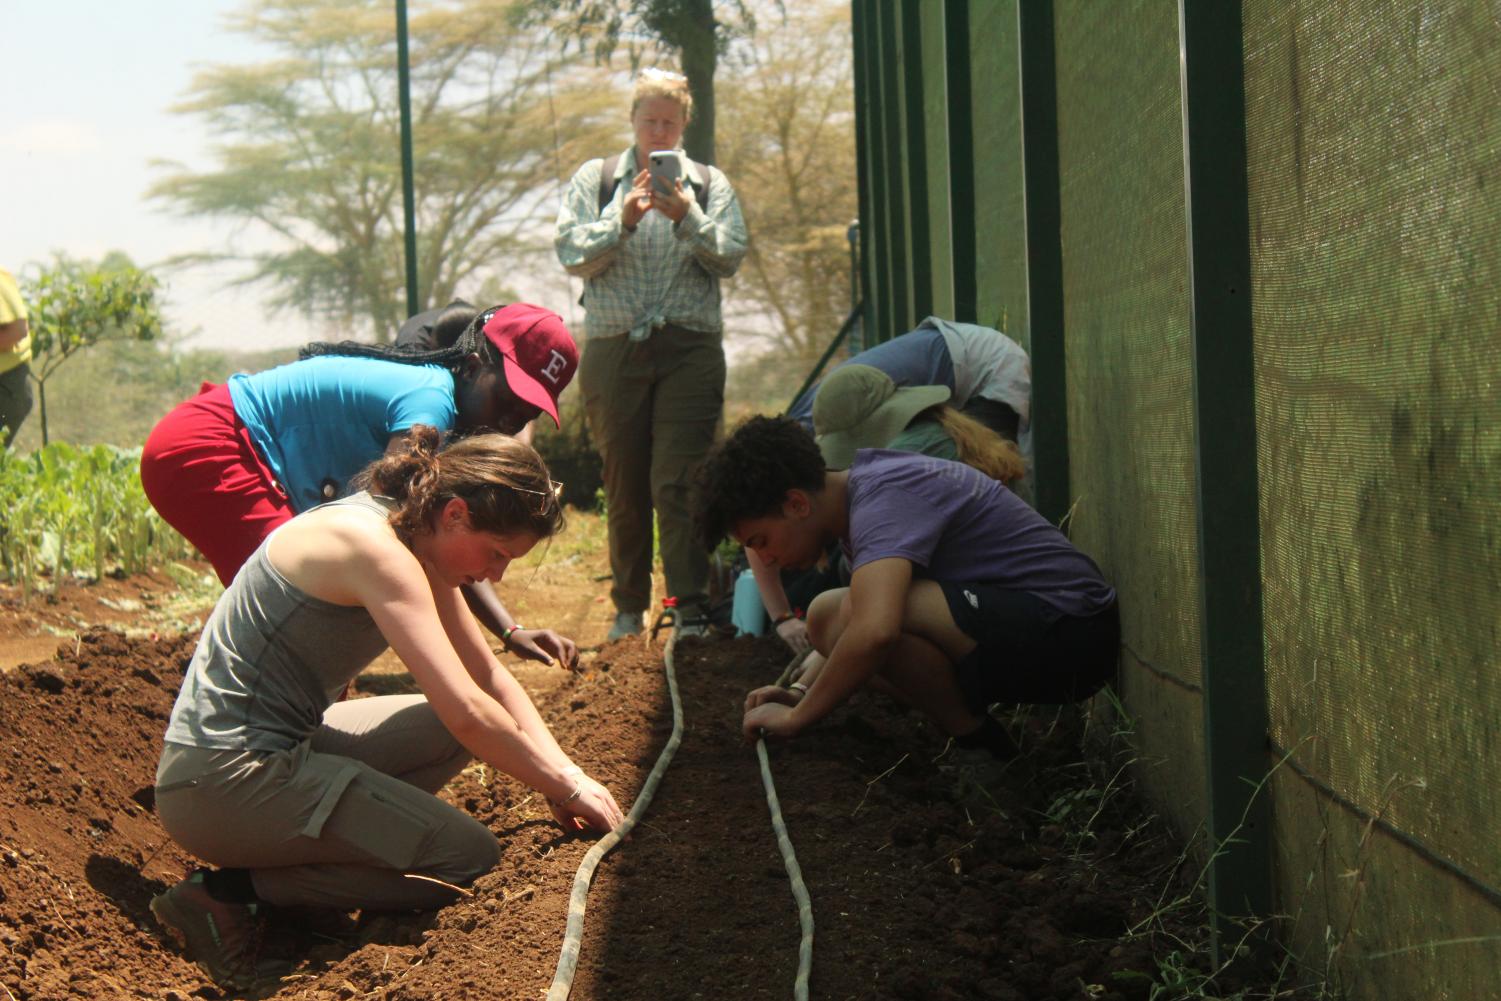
[9,2,352,350]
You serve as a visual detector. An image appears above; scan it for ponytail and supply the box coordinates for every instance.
[299,306,501,373]
[929,406,1027,485]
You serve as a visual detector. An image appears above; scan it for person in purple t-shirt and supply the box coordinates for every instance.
[695,416,1119,756]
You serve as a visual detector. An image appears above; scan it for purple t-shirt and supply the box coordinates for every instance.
[843,450,1115,619]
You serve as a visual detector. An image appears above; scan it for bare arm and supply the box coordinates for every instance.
[329,525,620,829]
[461,576,578,669]
[429,568,608,827]
[743,557,910,741]
[748,548,810,653]
[748,548,794,620]
[0,318,27,352]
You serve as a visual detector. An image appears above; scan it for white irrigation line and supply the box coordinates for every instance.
[545,630,684,1001]
[756,736,815,1001]
[545,632,814,1000]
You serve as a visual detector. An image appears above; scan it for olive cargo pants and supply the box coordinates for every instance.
[155,695,498,911]
[579,324,725,615]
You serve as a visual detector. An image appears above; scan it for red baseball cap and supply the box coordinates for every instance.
[479,304,579,427]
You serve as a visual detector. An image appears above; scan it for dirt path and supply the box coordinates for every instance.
[0,519,1316,1000]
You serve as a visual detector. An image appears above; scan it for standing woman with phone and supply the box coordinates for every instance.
[555,68,749,641]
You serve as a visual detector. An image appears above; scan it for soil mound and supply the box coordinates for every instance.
[0,628,1306,1000]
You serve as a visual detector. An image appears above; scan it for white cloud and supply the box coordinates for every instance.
[3,120,102,156]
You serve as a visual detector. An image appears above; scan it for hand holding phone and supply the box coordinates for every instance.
[647,150,692,222]
[648,150,684,196]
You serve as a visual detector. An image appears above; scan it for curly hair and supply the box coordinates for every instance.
[695,416,825,549]
[357,426,564,546]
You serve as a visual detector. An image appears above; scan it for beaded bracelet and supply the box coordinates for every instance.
[501,625,524,648]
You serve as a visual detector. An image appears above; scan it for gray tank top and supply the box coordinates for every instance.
[163,492,397,752]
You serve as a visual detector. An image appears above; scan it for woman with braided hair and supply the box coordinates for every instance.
[149,428,625,991]
[141,303,583,666]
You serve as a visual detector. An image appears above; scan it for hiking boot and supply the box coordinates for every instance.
[150,870,291,990]
[606,610,644,642]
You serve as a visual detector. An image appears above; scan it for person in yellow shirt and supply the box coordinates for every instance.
[0,269,34,448]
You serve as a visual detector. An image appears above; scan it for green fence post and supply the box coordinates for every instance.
[1178,0,1273,962]
[395,0,419,318]
[945,0,977,325]
[859,0,892,344]
[877,0,910,341]
[1017,0,1068,522]
[851,5,875,343]
[900,1,933,322]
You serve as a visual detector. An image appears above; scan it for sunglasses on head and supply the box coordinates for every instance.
[513,480,565,513]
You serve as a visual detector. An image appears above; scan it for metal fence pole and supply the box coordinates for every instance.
[395,0,419,318]
[900,0,933,322]
[877,0,910,341]
[1177,0,1273,963]
[1016,0,1069,523]
[854,0,890,344]
[944,0,978,325]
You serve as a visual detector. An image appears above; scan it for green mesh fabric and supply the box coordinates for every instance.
[920,1,955,320]
[1244,2,1501,993]
[967,1,1029,348]
[1052,0,1207,833]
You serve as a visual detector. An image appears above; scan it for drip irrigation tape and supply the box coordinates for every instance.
[756,737,815,1000]
[546,630,685,1001]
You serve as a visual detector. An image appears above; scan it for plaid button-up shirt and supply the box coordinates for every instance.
[555,146,749,342]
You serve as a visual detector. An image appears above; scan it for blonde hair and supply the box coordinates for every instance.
[631,69,692,123]
[929,406,1027,485]
[359,426,565,545]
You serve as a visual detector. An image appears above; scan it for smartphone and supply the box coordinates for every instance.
[648,150,684,196]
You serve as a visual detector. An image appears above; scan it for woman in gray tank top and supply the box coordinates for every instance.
[149,427,624,991]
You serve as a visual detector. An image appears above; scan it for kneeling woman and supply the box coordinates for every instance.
[696,417,1118,753]
[151,428,624,989]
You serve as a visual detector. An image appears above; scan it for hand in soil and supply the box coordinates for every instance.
[744,684,802,712]
[774,616,811,654]
[743,700,801,743]
[549,773,625,833]
[507,627,579,670]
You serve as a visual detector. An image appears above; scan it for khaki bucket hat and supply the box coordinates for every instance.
[812,364,950,469]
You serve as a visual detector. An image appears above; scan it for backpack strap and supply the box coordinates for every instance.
[689,160,711,212]
[597,153,712,214]
[597,154,622,213]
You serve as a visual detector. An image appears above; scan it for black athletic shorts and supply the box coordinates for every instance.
[939,582,1120,710]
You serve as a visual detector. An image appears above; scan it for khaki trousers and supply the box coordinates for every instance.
[155,694,497,911]
[579,324,725,614]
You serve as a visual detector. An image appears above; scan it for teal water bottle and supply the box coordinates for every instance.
[730,569,769,636]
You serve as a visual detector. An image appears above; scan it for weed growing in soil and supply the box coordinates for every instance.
[958,694,1340,1001]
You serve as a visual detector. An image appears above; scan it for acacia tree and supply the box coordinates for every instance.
[151,0,620,342]
[530,0,773,165]
[715,1,858,362]
[24,255,163,446]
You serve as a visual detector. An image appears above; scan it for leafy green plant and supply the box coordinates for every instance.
[0,441,194,597]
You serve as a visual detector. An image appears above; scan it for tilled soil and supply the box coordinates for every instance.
[0,627,1308,1001]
